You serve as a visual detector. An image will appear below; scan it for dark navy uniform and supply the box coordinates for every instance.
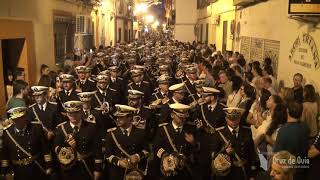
[27,102,61,131]
[153,122,200,180]
[57,89,80,116]
[53,120,103,180]
[83,108,116,137]
[91,87,121,109]
[150,90,171,103]
[195,103,226,129]
[128,81,152,105]
[105,126,149,180]
[0,121,53,180]
[212,126,260,180]
[76,78,96,92]
[110,77,127,103]
[92,64,107,76]
[134,107,156,141]
[184,80,198,103]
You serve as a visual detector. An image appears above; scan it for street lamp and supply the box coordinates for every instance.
[152,20,159,29]
[145,14,154,24]
[134,3,148,15]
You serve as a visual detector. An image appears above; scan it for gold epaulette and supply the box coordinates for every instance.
[107,127,117,132]
[109,88,117,92]
[159,123,168,127]
[118,77,123,80]
[143,81,149,84]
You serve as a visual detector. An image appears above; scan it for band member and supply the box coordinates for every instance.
[91,52,108,75]
[57,74,80,117]
[27,86,60,141]
[159,83,188,123]
[128,69,152,105]
[53,101,103,180]
[75,66,96,92]
[196,87,226,130]
[159,65,170,76]
[128,90,156,140]
[194,80,205,100]
[109,66,127,103]
[0,107,53,180]
[154,103,200,180]
[150,74,172,103]
[91,74,120,109]
[211,107,260,180]
[184,65,198,104]
[77,92,107,138]
[104,104,150,180]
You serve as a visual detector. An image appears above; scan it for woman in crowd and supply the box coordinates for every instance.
[265,104,287,154]
[252,64,263,85]
[301,84,319,139]
[252,95,283,146]
[247,88,272,128]
[226,75,243,107]
[238,83,256,126]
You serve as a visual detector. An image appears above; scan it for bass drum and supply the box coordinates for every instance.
[160,153,185,177]
[211,153,231,176]
[58,147,76,170]
[124,169,144,180]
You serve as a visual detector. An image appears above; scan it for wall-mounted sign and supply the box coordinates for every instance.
[289,33,320,70]
[289,0,320,15]
[240,36,280,78]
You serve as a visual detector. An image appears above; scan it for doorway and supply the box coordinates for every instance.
[54,15,75,65]
[222,21,228,53]
[1,38,27,107]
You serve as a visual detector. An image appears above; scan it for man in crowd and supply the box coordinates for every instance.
[57,74,80,117]
[75,66,96,92]
[104,104,149,180]
[53,101,103,180]
[27,86,60,141]
[0,107,53,179]
[292,73,304,103]
[128,69,152,105]
[154,103,200,180]
[273,101,310,180]
[270,151,296,180]
[91,74,120,109]
[211,107,260,180]
[7,80,29,110]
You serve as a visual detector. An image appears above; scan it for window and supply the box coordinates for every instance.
[205,23,209,44]
[54,15,75,64]
[200,24,203,43]
[118,28,122,43]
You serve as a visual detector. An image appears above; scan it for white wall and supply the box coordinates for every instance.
[174,0,197,42]
[210,0,235,51]
[235,0,320,90]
